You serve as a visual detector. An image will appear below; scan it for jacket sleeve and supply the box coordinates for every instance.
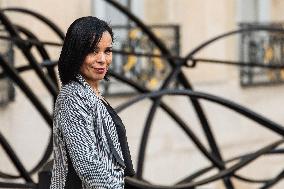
[57,94,122,189]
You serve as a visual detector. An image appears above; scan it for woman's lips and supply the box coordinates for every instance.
[94,68,105,74]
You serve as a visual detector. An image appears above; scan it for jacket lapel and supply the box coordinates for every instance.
[75,74,125,167]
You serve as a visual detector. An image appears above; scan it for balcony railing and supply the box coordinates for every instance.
[239,22,284,86]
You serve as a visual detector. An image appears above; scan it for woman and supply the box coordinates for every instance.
[50,16,135,189]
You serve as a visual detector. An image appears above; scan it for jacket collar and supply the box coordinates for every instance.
[75,74,99,98]
[76,74,90,88]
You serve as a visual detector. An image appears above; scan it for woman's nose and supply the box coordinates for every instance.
[96,52,106,64]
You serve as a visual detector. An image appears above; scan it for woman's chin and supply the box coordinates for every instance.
[96,75,106,81]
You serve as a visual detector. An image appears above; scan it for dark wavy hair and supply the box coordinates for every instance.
[58,16,113,85]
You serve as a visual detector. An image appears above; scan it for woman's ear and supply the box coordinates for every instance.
[103,71,110,81]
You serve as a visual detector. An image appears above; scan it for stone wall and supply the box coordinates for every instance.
[0,1,284,188]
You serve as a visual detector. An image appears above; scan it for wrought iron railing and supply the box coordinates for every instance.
[239,22,284,86]
[0,26,14,106]
[0,1,284,189]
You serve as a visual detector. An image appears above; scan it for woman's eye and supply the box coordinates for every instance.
[105,49,112,54]
[92,48,99,54]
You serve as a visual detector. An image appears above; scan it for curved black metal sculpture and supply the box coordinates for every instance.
[0,1,284,188]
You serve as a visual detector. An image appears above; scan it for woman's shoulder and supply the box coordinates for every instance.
[59,80,90,98]
[56,80,97,109]
[60,80,84,94]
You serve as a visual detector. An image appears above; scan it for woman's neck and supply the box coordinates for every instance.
[86,79,100,96]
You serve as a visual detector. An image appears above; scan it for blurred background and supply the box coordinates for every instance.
[0,0,284,188]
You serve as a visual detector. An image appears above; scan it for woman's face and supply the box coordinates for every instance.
[80,31,112,84]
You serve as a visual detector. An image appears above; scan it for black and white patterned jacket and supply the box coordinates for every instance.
[50,75,125,189]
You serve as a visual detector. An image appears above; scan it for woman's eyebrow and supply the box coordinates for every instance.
[94,46,112,51]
